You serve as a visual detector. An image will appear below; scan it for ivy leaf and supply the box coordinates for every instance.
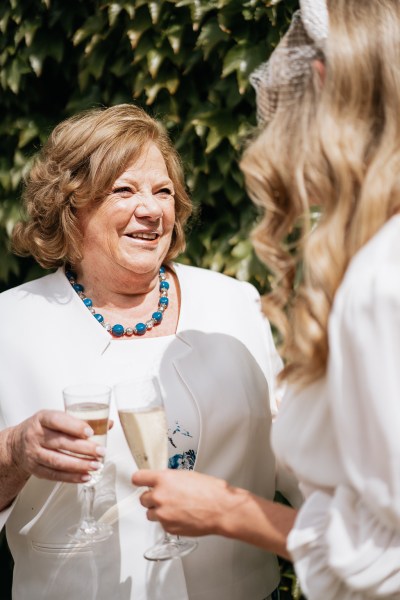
[147,49,164,78]
[165,23,184,55]
[18,122,39,148]
[73,14,105,46]
[196,20,229,59]
[107,4,122,26]
[132,31,155,62]
[28,30,64,76]
[148,2,161,25]
[0,10,11,35]
[221,41,252,78]
[5,56,30,93]
[126,6,152,49]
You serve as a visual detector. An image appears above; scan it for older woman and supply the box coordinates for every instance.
[0,104,296,600]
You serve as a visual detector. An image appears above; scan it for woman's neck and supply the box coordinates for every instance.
[75,267,162,311]
[68,263,180,338]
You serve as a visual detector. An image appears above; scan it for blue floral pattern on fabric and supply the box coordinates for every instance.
[168,421,197,470]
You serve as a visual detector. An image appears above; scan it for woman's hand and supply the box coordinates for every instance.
[132,469,296,559]
[132,469,236,537]
[7,409,105,484]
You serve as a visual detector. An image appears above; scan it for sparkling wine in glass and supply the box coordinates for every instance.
[114,377,198,561]
[63,383,113,543]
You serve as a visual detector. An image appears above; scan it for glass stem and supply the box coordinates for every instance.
[80,485,96,531]
[163,532,180,543]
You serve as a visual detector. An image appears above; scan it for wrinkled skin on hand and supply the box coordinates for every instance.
[9,409,107,484]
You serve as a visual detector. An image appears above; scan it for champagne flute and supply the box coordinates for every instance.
[63,383,113,543]
[114,376,198,561]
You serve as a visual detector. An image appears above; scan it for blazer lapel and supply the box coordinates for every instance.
[53,267,111,357]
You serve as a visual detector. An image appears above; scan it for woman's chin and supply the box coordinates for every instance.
[118,256,167,278]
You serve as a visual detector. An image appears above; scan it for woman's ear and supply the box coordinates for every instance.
[312,59,326,86]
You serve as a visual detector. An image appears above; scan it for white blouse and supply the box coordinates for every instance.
[272,215,400,599]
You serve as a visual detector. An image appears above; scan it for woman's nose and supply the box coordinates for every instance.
[134,193,163,220]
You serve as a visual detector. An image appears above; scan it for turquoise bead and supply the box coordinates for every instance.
[159,297,169,306]
[83,298,93,307]
[159,266,166,273]
[160,281,169,290]
[94,313,104,322]
[135,322,146,335]
[152,311,163,323]
[73,283,84,293]
[112,324,125,337]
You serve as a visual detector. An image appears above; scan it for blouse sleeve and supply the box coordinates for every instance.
[288,267,400,599]
[0,413,18,530]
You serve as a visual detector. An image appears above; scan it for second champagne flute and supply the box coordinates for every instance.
[114,376,198,561]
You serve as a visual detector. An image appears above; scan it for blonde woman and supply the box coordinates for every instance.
[134,1,400,598]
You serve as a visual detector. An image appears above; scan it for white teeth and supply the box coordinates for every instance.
[129,232,158,240]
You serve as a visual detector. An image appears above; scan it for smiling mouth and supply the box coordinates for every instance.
[126,232,160,241]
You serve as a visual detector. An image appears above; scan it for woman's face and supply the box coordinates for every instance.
[77,143,176,280]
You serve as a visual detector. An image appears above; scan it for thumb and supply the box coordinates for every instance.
[132,469,158,487]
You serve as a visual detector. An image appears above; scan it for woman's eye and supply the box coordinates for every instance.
[112,186,133,194]
[157,188,173,195]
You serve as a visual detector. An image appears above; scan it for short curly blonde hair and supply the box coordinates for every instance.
[12,104,193,269]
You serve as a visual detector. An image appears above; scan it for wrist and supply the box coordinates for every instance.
[214,484,251,538]
[7,426,30,480]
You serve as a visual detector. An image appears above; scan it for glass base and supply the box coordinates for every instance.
[67,521,113,544]
[144,536,198,561]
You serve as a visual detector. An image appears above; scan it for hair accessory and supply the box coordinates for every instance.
[250,0,328,124]
[300,0,329,43]
[66,266,169,337]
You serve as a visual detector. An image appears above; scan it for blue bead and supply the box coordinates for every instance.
[159,266,166,273]
[111,324,125,337]
[160,281,169,290]
[159,297,169,306]
[73,283,84,293]
[65,270,75,280]
[83,297,93,307]
[135,322,146,335]
[152,311,163,323]
[94,313,104,322]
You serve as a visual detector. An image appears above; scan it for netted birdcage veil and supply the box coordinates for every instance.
[250,0,329,125]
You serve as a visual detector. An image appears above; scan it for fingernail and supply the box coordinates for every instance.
[90,461,102,470]
[84,427,94,437]
[81,475,91,482]
[96,446,106,457]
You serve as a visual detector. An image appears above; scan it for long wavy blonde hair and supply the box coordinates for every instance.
[241,0,400,387]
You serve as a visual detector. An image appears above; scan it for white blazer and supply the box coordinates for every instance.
[0,263,284,600]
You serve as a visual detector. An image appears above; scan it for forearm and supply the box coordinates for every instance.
[0,427,29,512]
[216,485,296,560]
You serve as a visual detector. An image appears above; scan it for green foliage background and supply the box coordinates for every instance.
[0,0,304,598]
[0,0,297,292]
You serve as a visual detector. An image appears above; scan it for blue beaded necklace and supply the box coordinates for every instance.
[66,266,169,337]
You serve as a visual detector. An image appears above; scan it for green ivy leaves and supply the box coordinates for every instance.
[0,0,298,292]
